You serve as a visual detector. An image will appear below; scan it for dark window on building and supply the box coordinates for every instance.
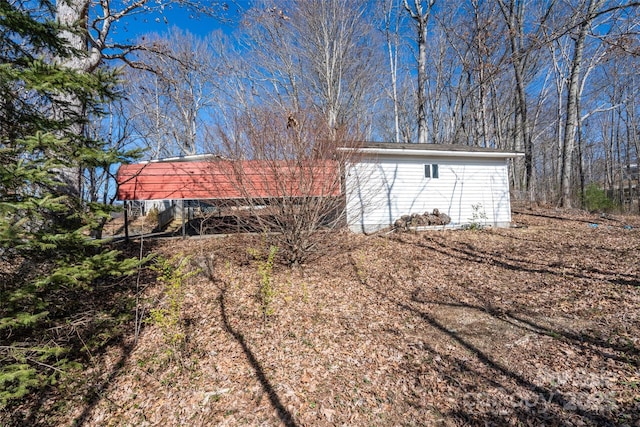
[425,164,439,179]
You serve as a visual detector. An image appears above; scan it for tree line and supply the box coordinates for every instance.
[112,0,640,210]
[6,0,638,214]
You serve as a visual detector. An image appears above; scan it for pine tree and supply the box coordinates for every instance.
[0,0,139,405]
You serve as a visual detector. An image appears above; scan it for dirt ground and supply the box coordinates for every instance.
[5,208,640,426]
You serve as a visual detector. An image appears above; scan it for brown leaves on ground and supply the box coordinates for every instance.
[8,208,640,426]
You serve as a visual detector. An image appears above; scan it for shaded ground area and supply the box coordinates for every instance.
[102,209,334,238]
[4,208,640,426]
[102,214,248,239]
[102,215,157,237]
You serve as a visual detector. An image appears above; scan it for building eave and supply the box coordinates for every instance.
[339,147,524,159]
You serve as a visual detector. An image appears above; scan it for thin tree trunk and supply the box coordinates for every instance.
[417,17,428,144]
[404,0,435,144]
[497,0,533,191]
[560,0,603,208]
[384,0,401,143]
[577,95,585,208]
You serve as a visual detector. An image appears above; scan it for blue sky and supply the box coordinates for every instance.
[111,1,249,43]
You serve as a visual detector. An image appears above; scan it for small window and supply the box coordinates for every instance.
[425,164,439,179]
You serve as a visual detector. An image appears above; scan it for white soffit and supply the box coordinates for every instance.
[339,147,524,159]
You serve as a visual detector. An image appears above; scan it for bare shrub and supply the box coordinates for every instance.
[213,109,362,265]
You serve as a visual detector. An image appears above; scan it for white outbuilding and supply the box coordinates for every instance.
[342,143,524,233]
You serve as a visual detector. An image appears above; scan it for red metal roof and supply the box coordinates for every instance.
[116,160,341,201]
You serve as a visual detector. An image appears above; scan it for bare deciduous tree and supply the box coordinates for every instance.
[242,0,383,136]
[496,0,552,193]
[403,0,436,144]
[381,0,406,143]
[560,0,607,208]
[84,0,640,214]
[54,0,226,194]
[123,28,220,158]
[215,109,362,265]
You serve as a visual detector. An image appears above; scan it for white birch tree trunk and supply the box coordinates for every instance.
[560,0,604,208]
[403,0,435,144]
[384,0,402,143]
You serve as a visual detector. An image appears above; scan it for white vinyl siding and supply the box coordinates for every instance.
[346,155,512,233]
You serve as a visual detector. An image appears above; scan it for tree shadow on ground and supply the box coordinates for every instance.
[215,284,298,427]
[399,233,639,290]
[396,234,640,363]
[70,342,135,426]
[348,251,635,426]
[198,256,297,425]
[512,210,627,225]
[413,296,639,366]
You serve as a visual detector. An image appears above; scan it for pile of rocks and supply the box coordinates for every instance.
[394,208,451,232]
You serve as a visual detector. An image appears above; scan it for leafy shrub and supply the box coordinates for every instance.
[584,183,614,212]
[467,203,488,230]
[249,245,279,321]
[148,255,199,354]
